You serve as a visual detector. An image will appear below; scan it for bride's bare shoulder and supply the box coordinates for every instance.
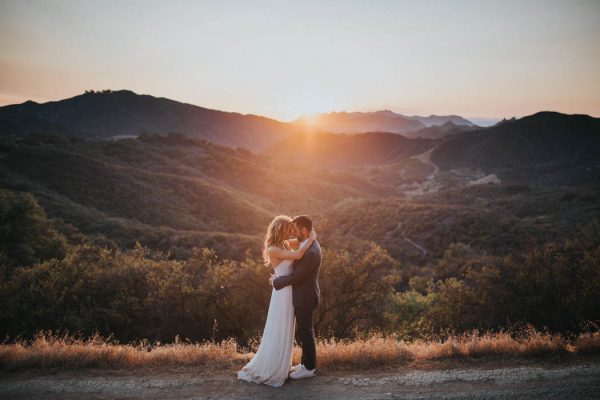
[267,245,280,255]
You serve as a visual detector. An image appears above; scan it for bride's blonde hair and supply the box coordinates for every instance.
[263,215,293,266]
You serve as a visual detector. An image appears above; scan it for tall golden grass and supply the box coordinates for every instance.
[1,327,599,371]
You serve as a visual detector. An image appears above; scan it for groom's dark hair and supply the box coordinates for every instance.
[292,215,312,232]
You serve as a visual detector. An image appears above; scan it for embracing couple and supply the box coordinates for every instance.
[237,215,322,387]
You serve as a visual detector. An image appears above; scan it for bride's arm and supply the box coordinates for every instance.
[268,230,317,261]
[287,238,300,250]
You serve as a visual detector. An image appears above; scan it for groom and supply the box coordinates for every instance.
[272,215,321,379]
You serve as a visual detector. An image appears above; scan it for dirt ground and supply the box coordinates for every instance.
[1,357,599,400]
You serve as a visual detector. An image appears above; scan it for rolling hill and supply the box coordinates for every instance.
[431,112,600,186]
[1,100,598,262]
[264,131,438,168]
[0,90,300,151]
[0,133,381,258]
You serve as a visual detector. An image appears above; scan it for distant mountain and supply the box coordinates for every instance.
[492,117,517,126]
[431,112,600,186]
[268,111,600,183]
[468,117,502,127]
[292,110,475,136]
[406,114,475,127]
[2,91,596,187]
[265,131,438,168]
[403,121,479,139]
[293,111,425,134]
[0,90,298,151]
[0,91,481,150]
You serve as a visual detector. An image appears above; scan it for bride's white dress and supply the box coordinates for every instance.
[237,259,295,387]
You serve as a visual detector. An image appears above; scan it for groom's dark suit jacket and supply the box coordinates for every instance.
[273,240,321,310]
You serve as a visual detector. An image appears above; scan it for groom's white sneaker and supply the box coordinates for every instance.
[289,363,303,373]
[289,365,316,379]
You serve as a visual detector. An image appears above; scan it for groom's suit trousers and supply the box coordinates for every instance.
[295,307,316,370]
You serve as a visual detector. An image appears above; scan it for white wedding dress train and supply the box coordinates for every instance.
[237,259,295,387]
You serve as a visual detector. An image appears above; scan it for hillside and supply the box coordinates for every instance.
[1,112,598,260]
[0,133,379,258]
[431,112,600,186]
[0,90,299,151]
[323,183,600,265]
[264,131,438,168]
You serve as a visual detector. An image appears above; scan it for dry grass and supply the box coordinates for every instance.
[408,329,569,360]
[0,332,248,371]
[2,327,599,372]
[574,331,600,354]
[312,336,413,369]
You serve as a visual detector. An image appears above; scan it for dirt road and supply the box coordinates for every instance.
[386,221,428,256]
[413,147,439,180]
[1,358,599,399]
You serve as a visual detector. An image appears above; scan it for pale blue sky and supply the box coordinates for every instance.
[1,0,599,121]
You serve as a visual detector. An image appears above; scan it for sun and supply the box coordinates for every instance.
[277,93,342,122]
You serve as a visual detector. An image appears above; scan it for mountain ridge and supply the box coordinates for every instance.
[0,89,300,151]
[431,111,600,186]
[292,110,476,136]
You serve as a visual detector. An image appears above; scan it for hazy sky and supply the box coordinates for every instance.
[1,0,599,122]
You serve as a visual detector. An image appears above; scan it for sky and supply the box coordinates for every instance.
[1,0,599,123]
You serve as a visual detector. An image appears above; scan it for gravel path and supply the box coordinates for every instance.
[1,359,599,400]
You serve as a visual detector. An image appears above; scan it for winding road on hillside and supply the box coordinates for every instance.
[402,230,428,256]
[2,359,599,399]
[413,147,439,180]
[387,222,428,256]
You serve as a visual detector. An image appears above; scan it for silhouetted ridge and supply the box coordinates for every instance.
[431,111,600,185]
[0,89,299,150]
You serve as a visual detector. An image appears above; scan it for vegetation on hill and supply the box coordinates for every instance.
[265,131,439,169]
[1,111,599,348]
[0,133,378,258]
[431,112,600,185]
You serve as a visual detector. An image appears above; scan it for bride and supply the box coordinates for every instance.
[237,215,316,387]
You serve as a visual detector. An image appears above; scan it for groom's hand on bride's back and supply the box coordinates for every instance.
[273,251,317,290]
[269,273,276,287]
